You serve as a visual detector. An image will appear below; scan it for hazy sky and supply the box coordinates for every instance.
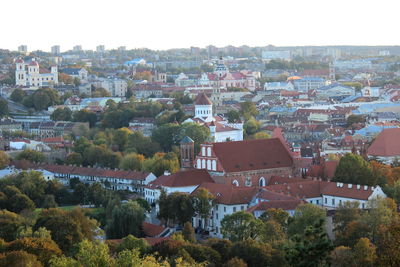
[2,0,399,52]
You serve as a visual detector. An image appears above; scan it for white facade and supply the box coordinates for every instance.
[15,59,58,87]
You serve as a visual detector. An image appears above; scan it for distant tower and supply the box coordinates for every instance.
[51,66,59,84]
[194,92,213,121]
[180,136,194,169]
[15,58,26,86]
[329,64,335,80]
[213,56,228,77]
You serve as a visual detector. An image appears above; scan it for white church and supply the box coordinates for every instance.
[185,93,243,142]
[15,58,58,88]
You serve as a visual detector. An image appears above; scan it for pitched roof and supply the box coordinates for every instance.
[192,182,258,205]
[265,180,326,199]
[248,199,303,213]
[321,182,375,200]
[211,138,293,172]
[180,136,194,144]
[142,222,166,237]
[367,128,400,157]
[150,169,214,187]
[194,93,212,105]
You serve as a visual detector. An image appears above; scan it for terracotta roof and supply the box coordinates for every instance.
[265,180,326,199]
[29,61,39,66]
[192,182,257,205]
[367,128,400,157]
[194,93,212,105]
[142,222,166,237]
[211,138,293,172]
[256,188,299,201]
[248,199,303,213]
[150,169,214,187]
[321,182,374,200]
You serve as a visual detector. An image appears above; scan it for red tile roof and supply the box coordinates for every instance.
[321,182,374,200]
[192,182,257,205]
[248,199,304,213]
[194,93,212,105]
[150,169,214,187]
[142,222,166,237]
[211,138,293,172]
[367,128,400,157]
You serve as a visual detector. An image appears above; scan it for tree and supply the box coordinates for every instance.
[0,250,43,267]
[240,102,258,120]
[65,152,83,166]
[10,88,27,102]
[252,131,270,140]
[288,204,326,237]
[42,194,58,208]
[119,153,145,171]
[157,192,195,226]
[334,201,362,245]
[260,219,286,245]
[92,87,111,97]
[9,193,35,212]
[0,150,9,169]
[34,208,99,253]
[182,222,196,243]
[0,98,9,118]
[221,211,262,242]
[6,237,62,265]
[113,127,132,151]
[346,115,365,127]
[74,239,115,267]
[223,257,247,267]
[50,107,72,121]
[230,239,280,267]
[333,153,375,186]
[0,210,25,241]
[376,220,400,266]
[125,131,160,157]
[330,246,353,267]
[106,200,145,239]
[206,238,233,263]
[192,188,214,230]
[142,152,180,176]
[16,149,46,163]
[73,110,98,127]
[226,110,240,123]
[353,238,376,267]
[285,219,333,267]
[177,123,210,154]
[116,235,150,254]
[244,117,260,136]
[151,123,181,152]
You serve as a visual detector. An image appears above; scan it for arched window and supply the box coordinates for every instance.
[207,147,211,157]
[212,160,217,171]
[202,159,206,169]
[202,147,206,156]
[197,159,201,169]
[232,180,239,187]
[259,177,266,187]
[207,160,211,170]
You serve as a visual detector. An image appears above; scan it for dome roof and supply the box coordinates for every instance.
[15,58,24,63]
[29,61,39,66]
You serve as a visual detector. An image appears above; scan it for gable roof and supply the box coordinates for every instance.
[367,128,400,157]
[142,222,166,237]
[211,138,293,172]
[150,169,214,187]
[248,199,304,213]
[192,182,258,205]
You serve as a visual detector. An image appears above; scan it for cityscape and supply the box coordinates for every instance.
[1,1,400,266]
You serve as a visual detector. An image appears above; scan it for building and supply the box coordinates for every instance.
[61,68,88,81]
[28,121,89,138]
[18,45,28,53]
[180,136,195,169]
[316,83,354,100]
[264,82,294,91]
[185,93,243,142]
[293,77,327,92]
[144,169,214,204]
[73,45,82,52]
[261,50,291,61]
[43,164,156,194]
[15,58,58,87]
[51,45,60,54]
[194,138,294,179]
[367,128,400,164]
[0,118,23,135]
[96,45,105,53]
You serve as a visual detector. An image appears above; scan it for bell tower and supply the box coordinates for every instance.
[180,136,194,169]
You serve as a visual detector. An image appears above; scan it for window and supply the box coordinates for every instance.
[202,147,206,156]
[241,206,244,211]
[224,207,226,213]
[332,198,335,206]
[259,177,266,187]
[233,207,236,212]
[325,198,327,204]
[316,200,319,205]
[207,147,211,157]
[216,213,218,220]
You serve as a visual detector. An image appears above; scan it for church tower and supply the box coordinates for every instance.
[194,92,213,122]
[15,58,26,86]
[180,136,194,169]
[214,56,228,78]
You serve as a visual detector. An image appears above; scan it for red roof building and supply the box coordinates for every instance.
[367,128,400,163]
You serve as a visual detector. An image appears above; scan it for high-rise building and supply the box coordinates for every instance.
[96,45,105,53]
[51,45,60,54]
[73,45,82,52]
[18,45,28,53]
[118,46,126,51]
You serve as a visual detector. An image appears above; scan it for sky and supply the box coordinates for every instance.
[1,0,399,52]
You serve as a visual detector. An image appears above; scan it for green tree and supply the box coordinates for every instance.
[10,88,27,102]
[226,110,240,123]
[73,110,98,127]
[151,123,181,152]
[221,211,262,242]
[75,239,115,267]
[116,235,150,254]
[244,117,260,136]
[252,131,271,140]
[16,149,46,163]
[0,98,9,118]
[0,250,43,267]
[285,219,333,267]
[333,153,375,186]
[230,239,281,267]
[346,114,365,127]
[239,101,258,120]
[0,150,10,169]
[65,152,83,166]
[9,193,35,212]
[50,107,72,121]
[182,222,196,243]
[288,204,326,237]
[119,153,145,171]
[142,152,180,176]
[106,200,145,239]
[177,123,210,154]
[0,210,25,241]
[113,127,132,151]
[192,188,214,231]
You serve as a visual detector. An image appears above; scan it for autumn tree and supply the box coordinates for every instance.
[182,222,196,243]
[50,107,72,121]
[192,188,214,230]
[221,211,262,242]
[119,153,145,171]
[288,204,326,237]
[0,150,10,169]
